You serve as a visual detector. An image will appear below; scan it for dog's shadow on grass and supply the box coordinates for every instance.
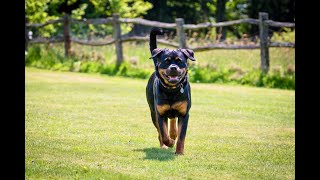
[134,147,176,161]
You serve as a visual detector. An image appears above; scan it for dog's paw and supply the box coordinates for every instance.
[170,132,177,140]
[175,151,184,155]
[160,144,168,149]
[164,138,175,148]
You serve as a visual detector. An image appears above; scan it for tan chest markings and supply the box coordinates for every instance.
[156,101,188,116]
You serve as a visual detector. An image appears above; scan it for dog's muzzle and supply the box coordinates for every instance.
[164,65,184,84]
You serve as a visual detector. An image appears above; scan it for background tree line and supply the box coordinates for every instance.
[26,0,295,41]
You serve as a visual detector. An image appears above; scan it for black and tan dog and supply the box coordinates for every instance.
[146,27,195,155]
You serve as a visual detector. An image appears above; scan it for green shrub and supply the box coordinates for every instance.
[188,64,294,90]
[51,63,64,71]
[189,65,211,83]
[262,72,295,89]
[25,45,42,65]
[87,61,103,73]
[240,70,264,87]
[26,45,67,69]
[117,62,129,76]
[79,61,90,73]
[115,62,151,79]
[101,63,117,75]
[79,61,102,73]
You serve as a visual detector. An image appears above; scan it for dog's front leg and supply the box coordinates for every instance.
[157,113,175,148]
[176,114,189,155]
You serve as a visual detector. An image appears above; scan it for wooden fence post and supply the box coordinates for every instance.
[176,18,186,49]
[25,16,29,52]
[259,12,269,73]
[113,14,123,66]
[63,14,71,57]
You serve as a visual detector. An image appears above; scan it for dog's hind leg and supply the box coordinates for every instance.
[169,118,178,140]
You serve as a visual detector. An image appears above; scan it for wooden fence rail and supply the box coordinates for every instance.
[26,12,295,73]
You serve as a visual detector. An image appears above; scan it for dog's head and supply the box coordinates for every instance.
[150,48,196,87]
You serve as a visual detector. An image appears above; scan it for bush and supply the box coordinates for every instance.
[79,61,103,73]
[25,45,41,65]
[116,62,151,79]
[239,70,264,87]
[101,63,117,75]
[262,73,295,89]
[188,64,294,90]
[26,45,69,70]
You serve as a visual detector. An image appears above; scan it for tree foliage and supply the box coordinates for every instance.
[87,0,152,18]
[26,0,152,37]
[26,0,294,39]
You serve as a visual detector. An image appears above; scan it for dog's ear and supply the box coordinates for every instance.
[149,48,164,66]
[180,49,196,61]
[150,48,164,58]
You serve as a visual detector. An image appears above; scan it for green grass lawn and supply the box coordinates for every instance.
[25,67,295,179]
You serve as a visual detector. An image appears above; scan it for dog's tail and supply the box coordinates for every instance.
[149,27,164,54]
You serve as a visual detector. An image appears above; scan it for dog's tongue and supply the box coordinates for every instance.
[168,76,179,82]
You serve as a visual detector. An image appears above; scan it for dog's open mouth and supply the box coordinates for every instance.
[163,73,182,83]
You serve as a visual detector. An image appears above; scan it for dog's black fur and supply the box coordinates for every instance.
[146,27,195,155]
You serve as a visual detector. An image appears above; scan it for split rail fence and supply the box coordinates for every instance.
[26,12,295,73]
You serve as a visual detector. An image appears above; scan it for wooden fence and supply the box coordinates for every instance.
[26,12,295,73]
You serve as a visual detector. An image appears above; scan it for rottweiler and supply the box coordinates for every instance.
[146,27,196,155]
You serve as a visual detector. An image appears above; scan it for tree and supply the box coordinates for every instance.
[142,0,250,39]
[26,0,295,40]
[26,0,152,37]
[247,0,295,38]
[144,0,213,24]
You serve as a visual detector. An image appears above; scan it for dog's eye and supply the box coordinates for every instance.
[165,60,170,64]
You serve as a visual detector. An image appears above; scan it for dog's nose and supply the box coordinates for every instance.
[170,66,177,71]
